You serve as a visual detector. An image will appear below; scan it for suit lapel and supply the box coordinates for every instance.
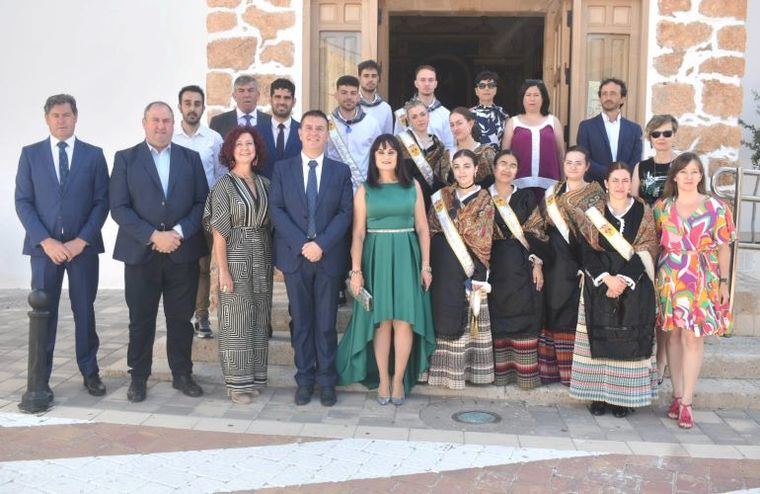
[294,158,308,209]
[166,146,180,199]
[617,119,629,158]
[316,159,333,210]
[61,139,84,197]
[139,143,166,199]
[594,115,613,162]
[42,140,59,190]
[285,121,300,155]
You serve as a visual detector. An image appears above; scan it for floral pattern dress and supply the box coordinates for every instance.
[653,196,735,336]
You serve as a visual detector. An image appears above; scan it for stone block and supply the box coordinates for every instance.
[242,6,295,41]
[207,0,241,7]
[207,37,257,70]
[656,21,711,51]
[717,25,747,52]
[695,123,742,154]
[206,72,233,107]
[673,124,700,151]
[654,50,685,77]
[651,82,695,116]
[699,56,746,77]
[658,0,691,16]
[707,158,738,176]
[251,74,280,107]
[260,40,295,67]
[207,11,237,33]
[267,0,292,6]
[702,80,743,119]
[699,0,747,20]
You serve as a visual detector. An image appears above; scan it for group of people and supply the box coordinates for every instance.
[15,60,735,430]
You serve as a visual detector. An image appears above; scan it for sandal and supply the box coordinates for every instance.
[667,396,681,420]
[678,402,694,429]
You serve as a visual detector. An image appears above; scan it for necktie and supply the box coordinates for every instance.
[306,160,318,239]
[276,123,285,158]
[57,141,69,190]
[243,114,253,127]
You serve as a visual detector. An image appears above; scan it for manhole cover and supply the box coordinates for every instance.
[452,410,501,424]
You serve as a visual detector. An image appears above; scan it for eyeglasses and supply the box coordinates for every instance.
[476,82,497,89]
[650,130,674,138]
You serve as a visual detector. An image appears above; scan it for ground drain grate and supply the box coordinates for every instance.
[451,410,501,425]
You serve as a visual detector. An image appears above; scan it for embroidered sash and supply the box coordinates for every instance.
[489,185,530,251]
[545,184,571,244]
[398,131,434,187]
[432,190,475,277]
[326,114,365,189]
[394,108,408,128]
[584,206,655,282]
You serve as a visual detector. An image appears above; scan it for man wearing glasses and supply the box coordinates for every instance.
[576,77,643,184]
[470,70,508,152]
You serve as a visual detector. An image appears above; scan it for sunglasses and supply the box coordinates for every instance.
[650,130,674,138]
[477,82,497,89]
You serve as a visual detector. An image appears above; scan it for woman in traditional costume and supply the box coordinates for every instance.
[427,149,495,390]
[568,162,659,417]
[450,107,496,188]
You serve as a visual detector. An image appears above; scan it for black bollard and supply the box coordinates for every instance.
[19,289,51,413]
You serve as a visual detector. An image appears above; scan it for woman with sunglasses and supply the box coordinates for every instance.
[471,70,508,151]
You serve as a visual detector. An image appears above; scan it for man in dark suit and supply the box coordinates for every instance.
[257,78,302,179]
[15,94,110,402]
[209,74,270,139]
[576,77,643,183]
[110,101,209,403]
[269,110,353,407]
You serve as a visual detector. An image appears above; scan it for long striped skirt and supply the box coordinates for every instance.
[569,308,658,407]
[538,329,575,386]
[428,302,494,390]
[493,337,540,389]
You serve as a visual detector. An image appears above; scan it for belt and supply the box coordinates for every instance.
[366,228,414,233]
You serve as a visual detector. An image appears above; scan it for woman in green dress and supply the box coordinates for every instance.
[336,134,436,405]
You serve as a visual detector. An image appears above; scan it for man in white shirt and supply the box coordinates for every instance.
[393,64,455,153]
[358,60,393,134]
[209,75,271,139]
[173,85,224,339]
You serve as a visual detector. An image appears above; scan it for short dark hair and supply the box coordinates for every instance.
[415,65,436,78]
[493,149,518,165]
[301,109,328,124]
[270,78,295,97]
[178,85,205,105]
[336,75,360,89]
[219,126,267,171]
[358,60,381,77]
[517,79,551,116]
[44,94,77,116]
[605,161,632,181]
[366,134,412,188]
[143,101,174,118]
[450,106,481,141]
[598,78,628,98]
[474,70,499,86]
[565,145,590,164]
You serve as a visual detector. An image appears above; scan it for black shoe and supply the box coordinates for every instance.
[127,379,147,403]
[589,401,606,416]
[320,386,337,407]
[295,385,313,406]
[194,318,213,339]
[83,373,106,397]
[611,405,631,418]
[172,374,204,397]
[44,385,54,403]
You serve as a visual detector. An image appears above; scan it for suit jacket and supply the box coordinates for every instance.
[256,117,302,179]
[15,137,109,257]
[269,155,353,277]
[576,113,643,183]
[209,109,270,140]
[109,141,209,265]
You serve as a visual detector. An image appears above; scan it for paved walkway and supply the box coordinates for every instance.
[1,289,760,492]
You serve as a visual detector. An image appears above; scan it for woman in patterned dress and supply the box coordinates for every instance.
[653,153,735,429]
[470,70,508,151]
[203,127,273,404]
[450,107,496,187]
[427,149,495,390]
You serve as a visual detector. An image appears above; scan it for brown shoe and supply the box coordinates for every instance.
[228,389,256,404]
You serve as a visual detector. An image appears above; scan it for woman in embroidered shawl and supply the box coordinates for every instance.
[568,163,659,418]
[450,107,496,188]
[522,146,605,386]
[487,150,544,389]
[398,99,451,212]
[427,149,495,390]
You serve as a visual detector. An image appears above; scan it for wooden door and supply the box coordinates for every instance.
[543,0,572,138]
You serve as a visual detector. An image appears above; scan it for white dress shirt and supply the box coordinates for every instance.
[147,142,183,238]
[172,124,224,188]
[272,117,292,148]
[49,135,76,183]
[301,152,324,193]
[602,111,621,162]
[236,108,257,127]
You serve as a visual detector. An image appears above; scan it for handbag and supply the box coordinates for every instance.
[346,277,373,312]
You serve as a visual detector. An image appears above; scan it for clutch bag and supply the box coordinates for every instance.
[346,279,373,312]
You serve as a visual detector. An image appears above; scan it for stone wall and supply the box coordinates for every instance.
[205,0,301,120]
[649,0,748,173]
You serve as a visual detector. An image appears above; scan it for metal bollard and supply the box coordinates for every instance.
[18,289,51,413]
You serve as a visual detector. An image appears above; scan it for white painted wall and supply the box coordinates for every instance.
[0,1,208,288]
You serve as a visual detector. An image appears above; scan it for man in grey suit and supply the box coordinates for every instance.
[209,74,270,139]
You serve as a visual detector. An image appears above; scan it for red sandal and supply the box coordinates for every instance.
[678,402,694,429]
[667,396,681,420]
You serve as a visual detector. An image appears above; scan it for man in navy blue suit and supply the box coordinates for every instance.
[576,78,643,183]
[110,102,209,403]
[269,110,353,407]
[15,94,110,401]
[257,78,302,179]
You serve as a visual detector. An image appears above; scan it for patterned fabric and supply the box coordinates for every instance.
[203,173,273,390]
[427,298,494,389]
[493,337,539,389]
[637,157,671,205]
[473,144,496,185]
[538,329,575,386]
[653,197,736,336]
[570,299,658,407]
[471,104,508,151]
[399,131,451,185]
[523,181,606,244]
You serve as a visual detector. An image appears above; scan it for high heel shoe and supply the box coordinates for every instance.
[391,384,405,406]
[678,402,694,429]
[667,396,681,420]
[376,383,391,406]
